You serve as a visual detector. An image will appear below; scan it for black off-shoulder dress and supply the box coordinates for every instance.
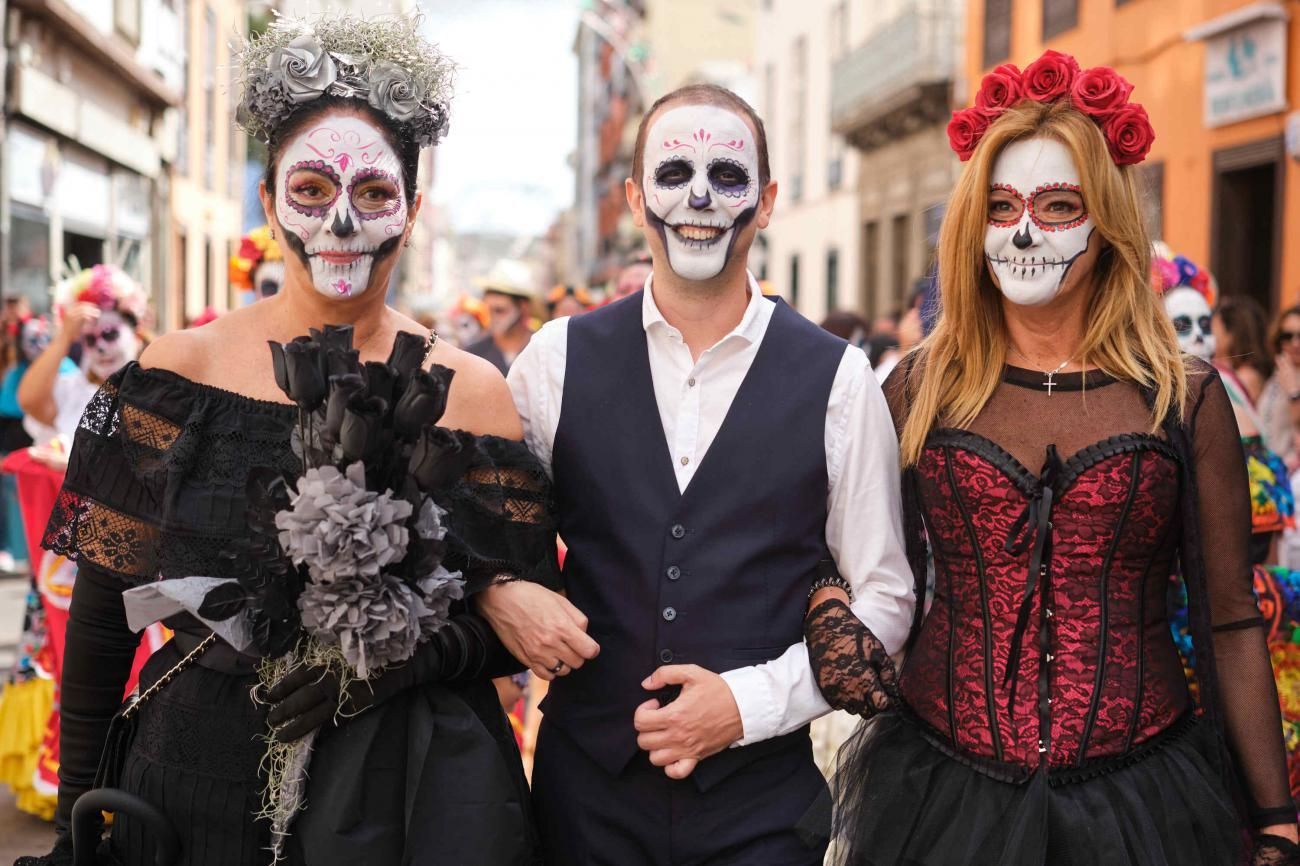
[35,362,561,866]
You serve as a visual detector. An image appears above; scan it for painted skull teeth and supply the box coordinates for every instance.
[673,224,726,243]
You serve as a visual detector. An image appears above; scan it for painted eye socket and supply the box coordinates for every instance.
[1171,315,1193,336]
[1198,315,1212,334]
[285,164,341,215]
[654,159,693,189]
[707,159,750,195]
[352,179,400,213]
[987,188,1024,224]
[1031,188,1085,226]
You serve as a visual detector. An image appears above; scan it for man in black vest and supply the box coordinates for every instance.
[480,84,914,864]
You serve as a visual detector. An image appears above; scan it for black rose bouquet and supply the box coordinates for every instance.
[193,325,472,856]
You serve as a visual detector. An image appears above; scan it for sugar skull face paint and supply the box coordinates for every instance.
[642,105,761,282]
[82,310,139,381]
[275,115,407,300]
[1164,287,1215,361]
[984,137,1095,307]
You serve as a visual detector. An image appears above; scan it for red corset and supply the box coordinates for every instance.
[900,430,1191,773]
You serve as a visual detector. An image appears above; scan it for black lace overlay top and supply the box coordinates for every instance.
[42,362,561,830]
[44,362,562,593]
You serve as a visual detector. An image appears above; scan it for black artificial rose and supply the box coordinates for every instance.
[364,361,397,406]
[392,367,454,441]
[339,395,389,463]
[324,373,368,442]
[409,426,477,492]
[388,330,430,380]
[315,324,355,353]
[268,339,327,411]
[325,348,361,378]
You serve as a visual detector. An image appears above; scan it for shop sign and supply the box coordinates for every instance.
[1197,12,1288,128]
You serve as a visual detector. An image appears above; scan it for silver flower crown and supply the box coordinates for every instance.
[235,13,454,148]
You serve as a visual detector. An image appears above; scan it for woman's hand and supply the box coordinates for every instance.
[264,665,341,741]
[475,581,599,681]
[804,594,901,718]
[1253,828,1300,866]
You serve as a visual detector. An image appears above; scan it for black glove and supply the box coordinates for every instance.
[1254,834,1300,866]
[265,613,512,741]
[804,597,901,718]
[13,827,74,866]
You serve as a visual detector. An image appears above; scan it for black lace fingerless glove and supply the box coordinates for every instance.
[804,597,901,718]
[1253,834,1300,866]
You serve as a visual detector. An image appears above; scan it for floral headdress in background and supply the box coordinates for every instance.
[52,263,149,325]
[235,12,454,148]
[1151,242,1216,306]
[229,224,283,292]
[948,49,1155,166]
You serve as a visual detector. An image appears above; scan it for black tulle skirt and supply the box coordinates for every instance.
[814,711,1244,866]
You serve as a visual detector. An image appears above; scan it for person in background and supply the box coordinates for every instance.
[612,253,653,302]
[1214,295,1273,405]
[545,284,592,321]
[446,295,488,349]
[466,260,536,375]
[229,224,285,305]
[819,310,870,349]
[1264,304,1300,471]
[872,286,927,383]
[18,266,146,448]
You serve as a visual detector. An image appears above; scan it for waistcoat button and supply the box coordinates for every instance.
[671,524,686,539]
[663,607,677,622]
[660,649,674,663]
[666,566,681,580]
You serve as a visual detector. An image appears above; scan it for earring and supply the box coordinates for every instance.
[269,228,275,239]
[404,237,412,248]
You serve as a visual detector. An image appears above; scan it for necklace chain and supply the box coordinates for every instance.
[1010,347,1074,396]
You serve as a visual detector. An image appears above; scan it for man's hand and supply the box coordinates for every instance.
[633,664,744,780]
[475,581,599,681]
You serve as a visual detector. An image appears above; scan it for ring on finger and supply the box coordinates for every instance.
[550,660,566,674]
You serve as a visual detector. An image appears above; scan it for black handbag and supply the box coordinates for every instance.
[93,633,216,789]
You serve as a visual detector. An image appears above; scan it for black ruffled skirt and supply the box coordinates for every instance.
[816,711,1243,866]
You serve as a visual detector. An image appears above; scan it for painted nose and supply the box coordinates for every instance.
[330,208,356,238]
[688,190,712,210]
[1012,223,1033,250]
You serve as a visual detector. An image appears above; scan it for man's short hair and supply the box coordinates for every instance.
[632,84,770,189]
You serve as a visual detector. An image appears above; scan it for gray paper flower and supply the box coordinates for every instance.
[275,463,412,584]
[269,35,338,105]
[298,572,424,678]
[367,60,424,122]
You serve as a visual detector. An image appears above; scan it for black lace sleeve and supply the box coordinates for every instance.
[42,369,169,585]
[437,435,561,596]
[1186,365,1296,827]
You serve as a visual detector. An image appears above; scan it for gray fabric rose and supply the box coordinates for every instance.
[268,35,338,105]
[275,463,412,584]
[367,60,424,122]
[297,567,464,678]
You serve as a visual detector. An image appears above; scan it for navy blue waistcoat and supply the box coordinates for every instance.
[544,290,847,789]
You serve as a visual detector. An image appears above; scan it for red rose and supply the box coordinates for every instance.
[1023,49,1081,103]
[1103,102,1155,166]
[1071,66,1134,119]
[975,64,1024,117]
[947,107,990,161]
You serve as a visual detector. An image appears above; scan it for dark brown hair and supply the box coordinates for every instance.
[631,84,770,188]
[1270,304,1300,355]
[1216,294,1275,379]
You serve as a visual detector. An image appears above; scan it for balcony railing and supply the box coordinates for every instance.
[831,5,955,150]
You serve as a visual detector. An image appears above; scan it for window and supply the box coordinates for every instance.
[789,36,807,202]
[1138,161,1165,240]
[203,5,217,190]
[861,220,879,314]
[1042,0,1079,40]
[9,213,50,312]
[826,248,840,312]
[892,213,911,305]
[115,0,141,44]
[789,253,801,309]
[983,0,1012,67]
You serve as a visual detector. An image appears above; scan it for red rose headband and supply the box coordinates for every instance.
[947,50,1154,166]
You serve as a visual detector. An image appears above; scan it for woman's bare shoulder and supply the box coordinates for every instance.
[429,340,522,440]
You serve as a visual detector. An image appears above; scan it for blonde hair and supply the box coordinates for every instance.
[899,100,1184,466]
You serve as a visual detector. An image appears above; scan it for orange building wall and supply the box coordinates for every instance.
[965,0,1300,306]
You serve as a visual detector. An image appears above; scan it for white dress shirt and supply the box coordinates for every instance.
[507,273,914,746]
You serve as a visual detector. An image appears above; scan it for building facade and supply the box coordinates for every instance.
[966,0,1300,310]
[830,0,963,320]
[1,0,184,324]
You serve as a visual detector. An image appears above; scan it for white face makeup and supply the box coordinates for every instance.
[82,310,138,381]
[1164,287,1215,361]
[275,115,407,300]
[642,105,761,282]
[984,137,1094,307]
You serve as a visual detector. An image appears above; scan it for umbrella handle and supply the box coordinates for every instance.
[71,788,180,866]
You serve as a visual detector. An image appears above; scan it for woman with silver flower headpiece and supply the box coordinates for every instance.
[16,14,562,866]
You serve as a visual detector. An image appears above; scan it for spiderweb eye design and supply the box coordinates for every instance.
[348,168,404,221]
[654,158,693,190]
[707,157,752,199]
[284,160,342,218]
